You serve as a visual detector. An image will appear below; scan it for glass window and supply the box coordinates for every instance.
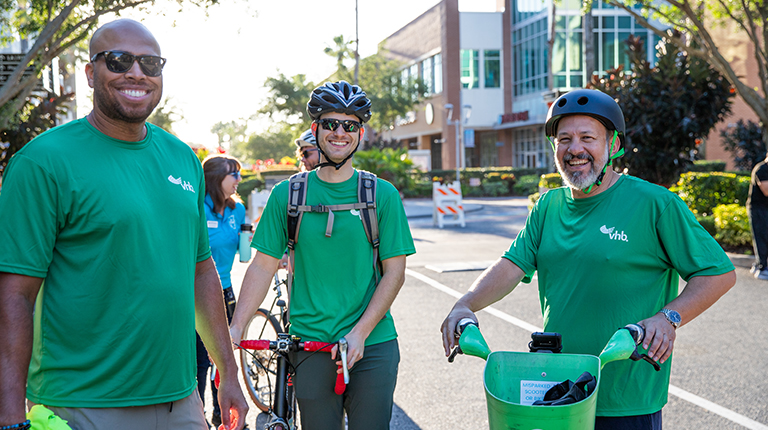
[568,32,582,71]
[618,32,631,69]
[484,50,501,88]
[460,50,479,89]
[421,57,433,94]
[552,32,566,74]
[556,16,566,30]
[602,32,615,70]
[434,53,443,94]
[568,15,582,30]
[602,16,614,29]
[618,16,631,29]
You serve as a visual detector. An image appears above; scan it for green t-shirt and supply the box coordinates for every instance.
[503,175,733,416]
[0,118,210,407]
[253,170,415,345]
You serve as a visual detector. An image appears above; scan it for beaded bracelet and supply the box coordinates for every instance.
[0,420,31,430]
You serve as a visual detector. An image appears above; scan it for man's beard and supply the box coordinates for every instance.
[555,145,609,190]
[93,79,161,124]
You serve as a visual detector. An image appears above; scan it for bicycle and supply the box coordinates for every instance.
[449,320,660,430]
[233,271,350,430]
[238,272,291,412]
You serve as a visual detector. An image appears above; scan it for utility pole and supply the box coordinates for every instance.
[354,0,360,85]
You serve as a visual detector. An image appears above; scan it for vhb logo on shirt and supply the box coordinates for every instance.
[600,225,629,242]
[167,175,196,193]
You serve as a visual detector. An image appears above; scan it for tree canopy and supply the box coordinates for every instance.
[602,0,768,150]
[590,34,734,186]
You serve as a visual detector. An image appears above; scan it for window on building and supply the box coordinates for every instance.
[422,56,433,94]
[484,50,501,88]
[513,126,549,169]
[434,53,443,94]
[512,16,548,97]
[460,49,479,89]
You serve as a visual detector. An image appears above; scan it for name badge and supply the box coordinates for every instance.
[207,220,218,228]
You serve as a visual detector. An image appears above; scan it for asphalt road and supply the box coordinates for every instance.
[223,197,768,430]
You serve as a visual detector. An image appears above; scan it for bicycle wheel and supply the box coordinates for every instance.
[240,308,282,412]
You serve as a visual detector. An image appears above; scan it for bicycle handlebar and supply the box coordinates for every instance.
[236,333,349,394]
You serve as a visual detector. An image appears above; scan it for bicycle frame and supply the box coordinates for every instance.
[237,334,347,430]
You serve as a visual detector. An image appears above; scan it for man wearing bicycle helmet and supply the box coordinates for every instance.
[295,128,320,171]
[231,81,415,430]
[441,89,735,429]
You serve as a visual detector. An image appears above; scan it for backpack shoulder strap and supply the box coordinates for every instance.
[357,170,381,282]
[287,171,309,250]
[357,170,379,249]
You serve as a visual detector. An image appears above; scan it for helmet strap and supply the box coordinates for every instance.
[581,130,623,195]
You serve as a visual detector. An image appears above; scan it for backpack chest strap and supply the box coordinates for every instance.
[294,202,375,237]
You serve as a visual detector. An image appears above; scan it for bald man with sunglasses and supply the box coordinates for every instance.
[0,19,247,430]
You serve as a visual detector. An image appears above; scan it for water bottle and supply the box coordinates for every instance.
[239,223,253,262]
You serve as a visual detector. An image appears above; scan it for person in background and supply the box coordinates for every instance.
[199,154,247,428]
[0,19,247,430]
[295,128,320,172]
[748,153,768,280]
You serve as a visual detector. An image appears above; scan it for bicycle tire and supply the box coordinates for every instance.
[240,308,283,412]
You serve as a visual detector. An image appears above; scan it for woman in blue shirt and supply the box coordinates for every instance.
[198,154,247,428]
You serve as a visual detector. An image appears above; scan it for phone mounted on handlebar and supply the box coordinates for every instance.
[528,332,562,353]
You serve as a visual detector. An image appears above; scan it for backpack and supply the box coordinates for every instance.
[286,170,381,285]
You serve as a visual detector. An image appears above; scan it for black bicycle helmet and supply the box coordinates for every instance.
[545,89,625,139]
[307,81,372,123]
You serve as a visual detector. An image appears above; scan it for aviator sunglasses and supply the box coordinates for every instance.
[90,51,167,77]
[318,118,362,133]
[301,148,318,159]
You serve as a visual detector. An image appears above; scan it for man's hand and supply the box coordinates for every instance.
[332,331,365,372]
[440,303,477,356]
[216,373,249,430]
[637,313,677,364]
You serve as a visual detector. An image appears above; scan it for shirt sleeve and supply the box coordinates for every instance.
[376,179,416,261]
[0,154,58,277]
[656,194,734,280]
[195,164,212,262]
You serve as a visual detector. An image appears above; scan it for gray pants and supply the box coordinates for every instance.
[293,339,400,430]
[43,390,207,430]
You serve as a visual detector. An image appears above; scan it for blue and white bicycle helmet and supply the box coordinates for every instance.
[295,128,316,148]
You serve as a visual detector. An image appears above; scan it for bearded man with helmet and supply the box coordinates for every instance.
[231,81,415,430]
[440,89,736,429]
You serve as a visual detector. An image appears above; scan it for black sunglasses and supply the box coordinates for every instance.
[301,148,318,159]
[90,51,167,77]
[318,118,362,133]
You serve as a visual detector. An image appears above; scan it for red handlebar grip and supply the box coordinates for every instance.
[303,341,333,352]
[334,367,346,395]
[239,340,271,350]
[214,370,220,389]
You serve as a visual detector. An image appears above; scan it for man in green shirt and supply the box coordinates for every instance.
[440,89,736,430]
[230,81,415,430]
[0,19,247,430]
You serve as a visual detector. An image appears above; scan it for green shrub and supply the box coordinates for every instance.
[237,175,265,207]
[514,175,540,196]
[675,172,749,215]
[355,148,415,191]
[696,214,716,236]
[539,173,563,190]
[402,181,432,198]
[528,192,540,209]
[688,160,727,173]
[713,204,752,248]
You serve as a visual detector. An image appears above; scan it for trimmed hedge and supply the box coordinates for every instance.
[713,204,752,248]
[675,172,749,215]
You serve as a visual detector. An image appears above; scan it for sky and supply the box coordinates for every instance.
[76,0,497,148]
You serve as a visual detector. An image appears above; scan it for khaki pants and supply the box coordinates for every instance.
[35,390,208,430]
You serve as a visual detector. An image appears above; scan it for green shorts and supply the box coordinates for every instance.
[293,339,400,430]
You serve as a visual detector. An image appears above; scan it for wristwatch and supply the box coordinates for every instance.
[659,308,681,329]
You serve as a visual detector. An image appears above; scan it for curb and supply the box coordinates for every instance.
[726,252,753,269]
